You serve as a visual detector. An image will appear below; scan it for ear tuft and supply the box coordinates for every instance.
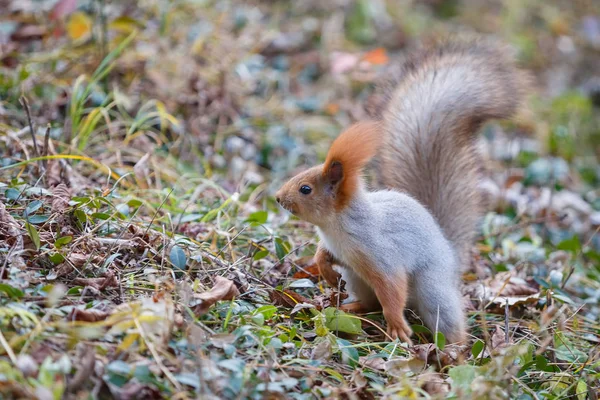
[322,121,381,210]
[327,161,343,186]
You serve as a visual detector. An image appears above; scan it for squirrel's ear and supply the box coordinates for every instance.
[326,161,343,190]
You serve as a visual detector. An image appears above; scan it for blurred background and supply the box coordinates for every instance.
[1,0,599,192]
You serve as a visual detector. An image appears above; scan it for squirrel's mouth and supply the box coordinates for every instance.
[277,200,297,215]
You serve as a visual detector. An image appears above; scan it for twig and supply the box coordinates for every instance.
[561,224,600,290]
[133,318,182,392]
[19,96,40,158]
[505,299,510,345]
[0,329,17,364]
[43,123,51,170]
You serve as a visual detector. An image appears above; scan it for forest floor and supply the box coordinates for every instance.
[1,0,600,399]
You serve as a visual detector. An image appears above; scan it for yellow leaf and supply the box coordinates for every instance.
[67,12,93,41]
[118,333,140,351]
[108,16,144,34]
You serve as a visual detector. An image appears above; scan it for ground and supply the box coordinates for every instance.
[1,0,600,399]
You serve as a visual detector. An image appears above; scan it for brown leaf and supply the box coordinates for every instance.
[68,253,90,268]
[490,325,510,350]
[418,371,449,396]
[310,340,332,360]
[292,256,319,279]
[410,343,469,369]
[0,202,26,269]
[72,274,118,291]
[487,272,538,296]
[464,271,540,313]
[51,183,71,213]
[116,381,163,400]
[359,356,386,371]
[10,25,47,41]
[269,289,312,309]
[67,308,109,322]
[193,276,240,316]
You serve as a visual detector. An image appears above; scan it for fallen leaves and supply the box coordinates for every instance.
[67,308,110,322]
[72,272,118,291]
[50,183,71,213]
[193,276,240,316]
[0,202,26,269]
[269,289,313,309]
[465,271,540,313]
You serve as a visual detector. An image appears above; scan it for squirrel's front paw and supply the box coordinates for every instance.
[384,311,413,345]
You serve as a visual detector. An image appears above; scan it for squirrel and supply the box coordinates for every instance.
[275,38,530,344]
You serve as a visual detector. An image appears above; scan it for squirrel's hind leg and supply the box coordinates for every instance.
[412,270,466,344]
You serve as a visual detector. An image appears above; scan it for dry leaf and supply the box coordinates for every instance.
[490,325,510,350]
[72,273,118,291]
[51,183,71,213]
[133,153,151,189]
[292,256,319,279]
[362,47,389,65]
[10,25,47,41]
[269,289,313,309]
[67,308,109,322]
[465,271,540,313]
[193,276,240,315]
[359,356,386,371]
[418,371,449,396]
[0,202,26,269]
[410,343,468,369]
[487,272,539,296]
[310,340,332,360]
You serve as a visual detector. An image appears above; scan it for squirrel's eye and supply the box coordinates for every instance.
[299,185,312,195]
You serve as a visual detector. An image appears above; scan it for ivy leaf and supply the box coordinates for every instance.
[253,249,269,261]
[434,331,446,350]
[25,200,43,216]
[0,283,24,299]
[337,338,359,367]
[471,340,484,358]
[448,365,480,393]
[274,237,290,260]
[25,222,40,250]
[245,210,268,225]
[55,235,73,248]
[170,245,187,270]
[28,214,50,224]
[557,235,581,254]
[324,307,362,335]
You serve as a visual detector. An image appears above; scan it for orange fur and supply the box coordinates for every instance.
[323,121,381,210]
[314,245,342,288]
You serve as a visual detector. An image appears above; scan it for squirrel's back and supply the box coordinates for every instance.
[370,38,530,266]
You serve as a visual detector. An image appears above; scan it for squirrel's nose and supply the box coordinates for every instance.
[276,196,281,204]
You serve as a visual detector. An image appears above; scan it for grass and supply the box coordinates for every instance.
[1,0,600,398]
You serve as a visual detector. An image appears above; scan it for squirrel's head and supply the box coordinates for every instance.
[275,121,381,226]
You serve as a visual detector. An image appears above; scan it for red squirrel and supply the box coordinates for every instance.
[275,38,530,344]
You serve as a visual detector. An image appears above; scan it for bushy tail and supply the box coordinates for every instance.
[371,38,530,266]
